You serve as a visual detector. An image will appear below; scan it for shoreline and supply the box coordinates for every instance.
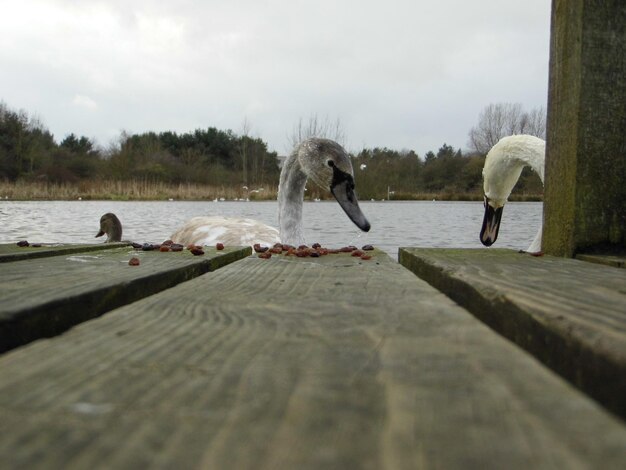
[0,180,542,203]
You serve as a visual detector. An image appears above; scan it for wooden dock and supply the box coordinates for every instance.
[400,248,626,420]
[1,243,625,469]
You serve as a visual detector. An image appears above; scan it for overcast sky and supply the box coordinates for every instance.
[1,0,551,156]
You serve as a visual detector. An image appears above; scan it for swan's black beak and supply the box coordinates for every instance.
[330,165,371,232]
[95,229,105,238]
[480,196,503,246]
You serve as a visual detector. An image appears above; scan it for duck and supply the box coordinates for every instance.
[479,134,545,255]
[170,138,371,247]
[95,212,123,243]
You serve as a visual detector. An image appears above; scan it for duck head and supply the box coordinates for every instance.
[297,138,370,232]
[96,212,123,243]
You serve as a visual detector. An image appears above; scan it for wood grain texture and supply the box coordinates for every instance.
[576,253,625,269]
[1,250,625,469]
[0,242,129,263]
[399,247,626,419]
[0,245,251,352]
[544,0,626,254]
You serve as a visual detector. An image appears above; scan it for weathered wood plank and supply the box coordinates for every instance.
[0,242,129,263]
[0,245,251,353]
[544,0,626,255]
[576,253,625,269]
[0,250,624,469]
[399,247,626,419]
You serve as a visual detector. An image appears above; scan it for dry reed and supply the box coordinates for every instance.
[0,180,279,201]
[0,180,542,202]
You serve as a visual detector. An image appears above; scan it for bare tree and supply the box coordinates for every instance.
[286,113,346,151]
[503,103,524,135]
[468,103,546,154]
[520,106,546,139]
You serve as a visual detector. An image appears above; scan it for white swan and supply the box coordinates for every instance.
[480,134,545,254]
[170,138,371,247]
[96,212,123,243]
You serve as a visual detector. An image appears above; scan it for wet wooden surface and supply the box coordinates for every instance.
[0,242,129,263]
[399,247,626,419]
[0,244,251,352]
[1,249,625,469]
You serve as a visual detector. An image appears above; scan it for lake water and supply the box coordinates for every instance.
[0,200,542,258]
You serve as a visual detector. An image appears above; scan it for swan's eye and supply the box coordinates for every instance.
[327,160,335,168]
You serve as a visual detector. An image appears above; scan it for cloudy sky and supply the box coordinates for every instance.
[1,0,551,156]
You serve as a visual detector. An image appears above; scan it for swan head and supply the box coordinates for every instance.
[479,142,520,247]
[296,138,370,232]
[96,212,122,243]
[479,135,545,247]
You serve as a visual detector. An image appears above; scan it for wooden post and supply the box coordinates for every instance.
[543,0,625,257]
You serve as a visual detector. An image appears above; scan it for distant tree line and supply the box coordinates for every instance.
[0,101,545,200]
[0,102,281,188]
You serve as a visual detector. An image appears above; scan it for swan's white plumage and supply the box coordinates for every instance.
[482,134,545,254]
[170,216,280,247]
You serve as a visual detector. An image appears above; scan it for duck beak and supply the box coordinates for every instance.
[96,229,105,238]
[480,196,503,246]
[330,168,371,232]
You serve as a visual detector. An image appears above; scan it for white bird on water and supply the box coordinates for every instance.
[170,138,371,247]
[480,134,545,255]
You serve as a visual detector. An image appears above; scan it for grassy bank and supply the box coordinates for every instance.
[0,180,279,201]
[0,180,543,202]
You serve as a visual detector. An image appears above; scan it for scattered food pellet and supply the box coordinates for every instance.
[190,248,205,256]
[128,257,141,266]
[162,239,174,246]
[170,244,184,252]
[216,242,224,250]
[16,240,29,247]
[159,245,171,252]
[141,243,154,251]
[131,242,143,249]
[253,243,269,253]
[237,242,376,260]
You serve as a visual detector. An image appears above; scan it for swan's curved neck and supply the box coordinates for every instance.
[507,139,545,183]
[278,153,307,246]
[518,151,544,183]
[485,138,545,205]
